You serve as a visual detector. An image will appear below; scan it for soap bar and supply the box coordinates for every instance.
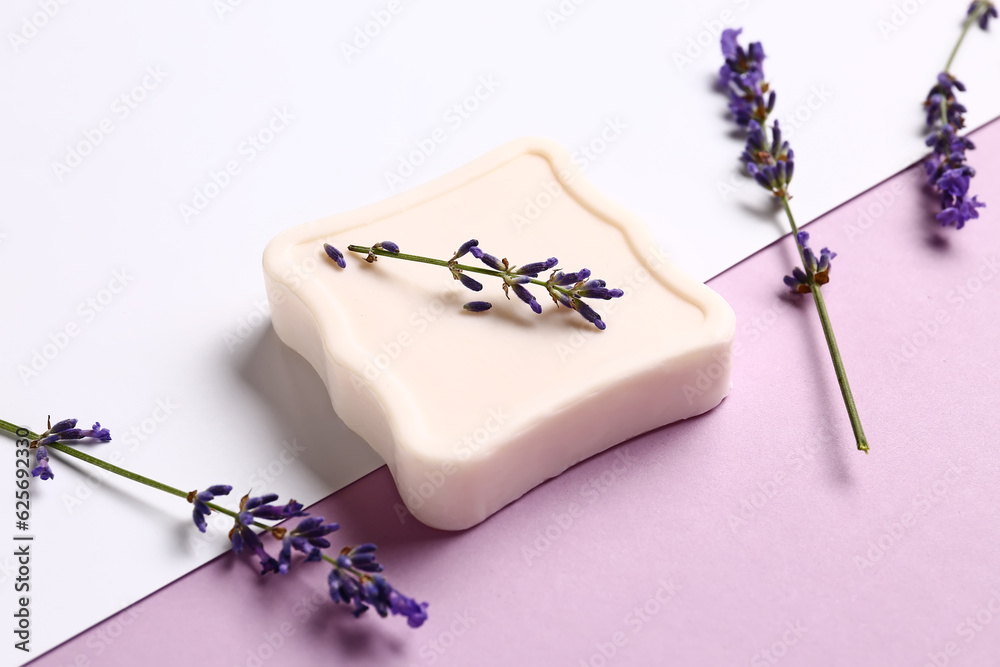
[262,138,736,530]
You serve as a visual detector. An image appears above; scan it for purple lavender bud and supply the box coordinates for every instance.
[720,28,742,60]
[245,493,279,510]
[375,241,400,254]
[291,517,339,549]
[457,273,483,292]
[277,539,293,575]
[31,446,53,480]
[191,484,232,532]
[454,239,479,259]
[463,301,492,312]
[937,169,971,198]
[324,244,346,269]
[574,300,606,330]
[938,71,966,93]
[511,284,542,314]
[783,266,811,294]
[553,269,591,286]
[937,196,986,229]
[50,418,77,433]
[553,292,573,309]
[803,247,818,271]
[57,428,84,440]
[477,252,506,271]
[984,4,998,30]
[249,499,307,521]
[37,434,60,446]
[770,120,783,153]
[817,248,836,272]
[470,246,484,259]
[346,544,383,573]
[514,258,559,276]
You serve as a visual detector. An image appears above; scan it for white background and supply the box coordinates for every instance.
[1,0,997,662]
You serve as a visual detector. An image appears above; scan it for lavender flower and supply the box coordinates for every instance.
[463,301,492,312]
[324,243,346,269]
[742,120,794,197]
[510,282,542,314]
[31,447,53,480]
[222,492,428,626]
[921,4,994,229]
[0,416,430,630]
[544,268,624,330]
[338,543,383,572]
[719,30,827,291]
[230,517,280,574]
[229,494,285,574]
[338,241,624,329]
[242,493,307,521]
[452,239,479,261]
[456,272,483,292]
[82,422,111,441]
[30,417,113,478]
[719,29,868,452]
[923,73,983,228]
[550,269,591,286]
[970,1,998,29]
[328,564,429,628]
[513,257,559,276]
[373,241,400,254]
[475,251,507,272]
[783,232,836,293]
[719,28,771,127]
[189,484,233,533]
[277,516,340,574]
[49,418,77,433]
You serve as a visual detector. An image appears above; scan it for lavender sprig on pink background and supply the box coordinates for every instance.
[923,1,996,229]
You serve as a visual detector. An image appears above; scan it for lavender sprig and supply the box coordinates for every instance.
[325,240,624,330]
[1,417,428,628]
[720,29,869,453]
[921,1,994,229]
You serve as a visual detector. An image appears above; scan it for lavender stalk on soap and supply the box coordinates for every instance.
[325,239,625,331]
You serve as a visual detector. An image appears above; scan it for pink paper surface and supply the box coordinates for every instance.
[29,120,1000,667]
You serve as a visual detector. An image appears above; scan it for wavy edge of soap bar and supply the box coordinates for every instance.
[262,137,736,530]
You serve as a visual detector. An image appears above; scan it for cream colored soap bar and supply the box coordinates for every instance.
[262,138,735,530]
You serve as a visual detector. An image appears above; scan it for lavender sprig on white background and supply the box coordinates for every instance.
[1,417,429,628]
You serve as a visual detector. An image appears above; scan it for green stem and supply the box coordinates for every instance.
[347,245,570,295]
[944,1,986,74]
[780,198,869,453]
[0,420,263,528]
[0,419,365,575]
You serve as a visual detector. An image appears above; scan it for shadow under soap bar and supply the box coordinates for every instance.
[262,138,736,530]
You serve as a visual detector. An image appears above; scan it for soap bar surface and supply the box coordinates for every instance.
[263,138,735,530]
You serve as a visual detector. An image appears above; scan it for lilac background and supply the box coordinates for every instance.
[29,120,1000,667]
